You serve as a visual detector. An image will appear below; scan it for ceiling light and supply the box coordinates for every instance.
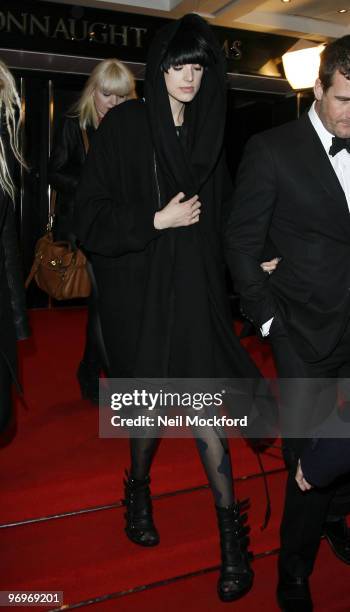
[338,9,348,13]
[281,0,291,4]
[282,44,325,90]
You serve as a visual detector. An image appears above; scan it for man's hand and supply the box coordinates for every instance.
[154,192,201,230]
[260,257,281,275]
[295,459,313,491]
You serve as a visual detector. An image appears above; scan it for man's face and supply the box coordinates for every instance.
[314,69,350,138]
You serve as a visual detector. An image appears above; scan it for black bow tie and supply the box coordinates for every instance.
[329,136,350,157]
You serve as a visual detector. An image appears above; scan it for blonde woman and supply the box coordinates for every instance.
[0,58,29,433]
[49,58,136,404]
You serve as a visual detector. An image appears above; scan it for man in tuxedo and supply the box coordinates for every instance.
[225,36,350,611]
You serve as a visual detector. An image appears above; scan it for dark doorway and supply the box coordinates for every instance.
[225,89,313,176]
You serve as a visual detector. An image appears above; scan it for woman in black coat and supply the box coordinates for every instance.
[0,59,29,433]
[48,58,136,403]
[74,14,275,602]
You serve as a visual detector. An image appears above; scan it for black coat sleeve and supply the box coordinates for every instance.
[48,117,82,195]
[74,109,161,258]
[223,134,279,329]
[301,438,350,488]
[220,153,235,232]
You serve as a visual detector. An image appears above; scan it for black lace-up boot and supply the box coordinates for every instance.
[123,471,160,547]
[215,499,254,602]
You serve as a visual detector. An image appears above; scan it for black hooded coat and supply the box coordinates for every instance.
[74,15,264,382]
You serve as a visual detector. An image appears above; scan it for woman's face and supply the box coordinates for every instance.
[93,87,127,120]
[164,64,204,105]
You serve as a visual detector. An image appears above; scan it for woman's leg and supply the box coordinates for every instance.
[195,426,253,602]
[129,437,161,479]
[77,263,109,404]
[195,431,234,507]
[124,436,161,547]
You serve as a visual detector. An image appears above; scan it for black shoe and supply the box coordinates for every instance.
[123,471,160,547]
[277,569,313,611]
[324,517,350,564]
[77,360,100,405]
[215,500,254,602]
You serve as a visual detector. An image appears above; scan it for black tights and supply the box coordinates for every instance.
[130,427,234,508]
[82,262,110,372]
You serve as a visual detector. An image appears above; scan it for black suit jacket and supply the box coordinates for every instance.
[301,438,350,487]
[225,113,350,362]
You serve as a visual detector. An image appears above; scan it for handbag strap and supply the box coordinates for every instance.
[25,242,43,288]
[49,189,57,216]
[25,261,39,289]
[81,128,89,155]
[47,188,56,232]
[46,128,88,229]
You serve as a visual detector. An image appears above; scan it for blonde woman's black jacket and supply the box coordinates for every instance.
[48,116,93,243]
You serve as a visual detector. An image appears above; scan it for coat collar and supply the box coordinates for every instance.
[297,112,349,218]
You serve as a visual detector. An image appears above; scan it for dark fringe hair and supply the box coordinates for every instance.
[319,35,350,91]
[160,22,215,72]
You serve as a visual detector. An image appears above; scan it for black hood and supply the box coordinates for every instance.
[144,13,227,201]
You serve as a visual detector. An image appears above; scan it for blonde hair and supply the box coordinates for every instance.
[71,58,136,129]
[0,59,25,201]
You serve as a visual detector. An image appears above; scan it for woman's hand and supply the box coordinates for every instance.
[154,192,201,230]
[261,257,281,275]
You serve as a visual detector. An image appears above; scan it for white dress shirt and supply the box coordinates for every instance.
[308,101,350,209]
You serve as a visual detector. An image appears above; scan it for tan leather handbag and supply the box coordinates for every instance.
[25,129,91,300]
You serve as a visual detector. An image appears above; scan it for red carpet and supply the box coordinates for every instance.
[0,310,283,524]
[0,473,285,601]
[0,309,349,611]
[78,542,350,612]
